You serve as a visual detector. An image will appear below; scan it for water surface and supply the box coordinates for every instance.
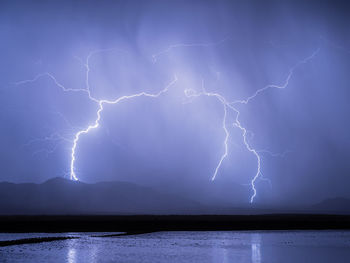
[0,231,349,262]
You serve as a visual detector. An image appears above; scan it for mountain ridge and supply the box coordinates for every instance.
[1,177,349,215]
[0,177,203,215]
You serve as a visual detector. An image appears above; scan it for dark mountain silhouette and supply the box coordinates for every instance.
[0,177,203,215]
[1,177,349,215]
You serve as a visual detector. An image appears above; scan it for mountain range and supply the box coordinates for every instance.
[0,177,349,215]
[0,177,202,214]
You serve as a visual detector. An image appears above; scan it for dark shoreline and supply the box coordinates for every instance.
[0,236,79,247]
[1,214,350,233]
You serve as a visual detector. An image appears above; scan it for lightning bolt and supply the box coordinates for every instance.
[14,48,178,181]
[15,41,319,203]
[69,75,178,181]
[69,48,178,180]
[184,48,320,203]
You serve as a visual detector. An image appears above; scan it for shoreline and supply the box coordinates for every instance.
[0,214,349,233]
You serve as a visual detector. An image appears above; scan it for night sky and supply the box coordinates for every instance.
[0,0,349,206]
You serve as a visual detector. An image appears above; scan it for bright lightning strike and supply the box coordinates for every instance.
[184,48,320,203]
[69,75,178,181]
[15,42,319,203]
[184,83,231,181]
[14,49,178,181]
[69,49,178,180]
